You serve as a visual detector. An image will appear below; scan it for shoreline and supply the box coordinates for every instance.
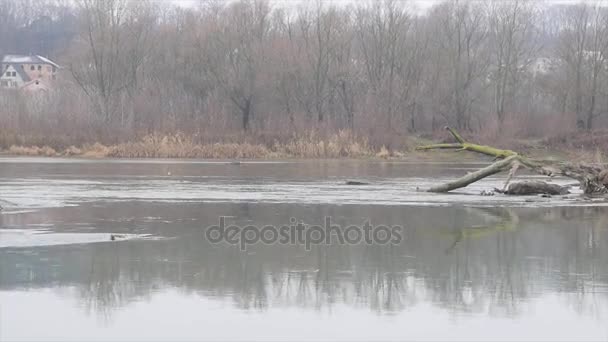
[0,131,605,163]
[0,145,597,164]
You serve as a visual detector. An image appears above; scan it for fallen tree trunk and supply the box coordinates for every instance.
[427,155,519,193]
[416,127,608,195]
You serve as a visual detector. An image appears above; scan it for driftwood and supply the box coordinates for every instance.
[416,127,608,195]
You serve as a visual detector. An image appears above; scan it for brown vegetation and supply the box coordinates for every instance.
[1,129,604,160]
[2,0,608,158]
[1,131,384,159]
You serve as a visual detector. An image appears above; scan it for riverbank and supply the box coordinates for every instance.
[1,131,606,163]
[1,132,383,159]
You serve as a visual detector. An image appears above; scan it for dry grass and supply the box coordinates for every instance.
[3,129,606,162]
[276,130,374,158]
[1,131,398,159]
[106,133,272,158]
[8,145,57,157]
[375,146,390,159]
[81,143,112,158]
[63,145,83,156]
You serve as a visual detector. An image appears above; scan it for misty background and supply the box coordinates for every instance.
[1,0,608,152]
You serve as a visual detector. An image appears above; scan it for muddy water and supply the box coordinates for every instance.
[1,157,607,341]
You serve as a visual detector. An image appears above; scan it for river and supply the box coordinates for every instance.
[1,157,607,341]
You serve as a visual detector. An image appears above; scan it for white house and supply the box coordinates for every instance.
[0,64,31,89]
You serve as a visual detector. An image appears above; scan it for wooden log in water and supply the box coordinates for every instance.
[345,180,370,185]
[426,155,518,193]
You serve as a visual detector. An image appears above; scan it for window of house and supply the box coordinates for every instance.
[37,65,41,71]
[11,71,16,77]
[30,65,35,71]
[4,72,9,77]
[1,80,7,87]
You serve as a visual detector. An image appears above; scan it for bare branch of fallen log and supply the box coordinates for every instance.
[416,127,517,159]
[445,126,466,144]
[503,160,521,191]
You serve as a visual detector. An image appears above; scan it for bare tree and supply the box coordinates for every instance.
[355,0,411,131]
[70,0,154,125]
[0,0,18,57]
[295,1,343,124]
[557,4,590,129]
[6,0,608,150]
[205,0,270,131]
[582,5,608,130]
[487,0,539,127]
[429,0,489,130]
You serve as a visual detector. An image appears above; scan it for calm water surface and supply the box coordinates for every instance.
[1,157,607,341]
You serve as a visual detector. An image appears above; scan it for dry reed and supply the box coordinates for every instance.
[2,131,395,159]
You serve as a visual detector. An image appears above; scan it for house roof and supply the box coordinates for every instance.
[1,54,60,69]
[1,64,31,82]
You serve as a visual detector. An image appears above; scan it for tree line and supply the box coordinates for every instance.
[2,0,608,148]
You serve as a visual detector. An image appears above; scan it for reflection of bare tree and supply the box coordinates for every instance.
[356,246,409,312]
[2,206,608,320]
[439,208,526,316]
[296,271,313,308]
[77,244,165,320]
[239,257,268,310]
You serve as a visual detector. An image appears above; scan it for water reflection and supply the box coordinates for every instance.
[2,203,607,322]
